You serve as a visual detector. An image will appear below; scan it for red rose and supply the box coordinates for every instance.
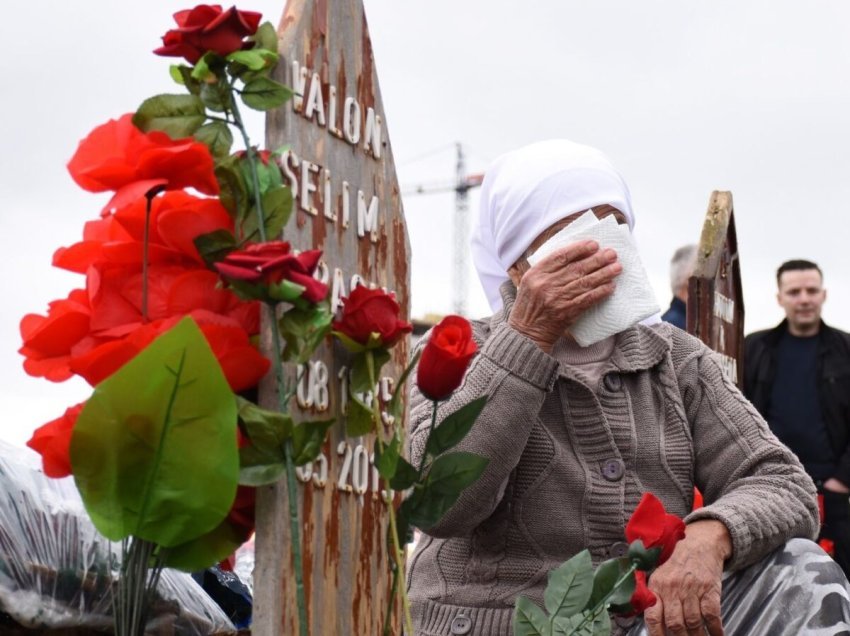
[625,492,686,567]
[417,315,477,401]
[154,5,262,64]
[67,114,219,212]
[27,403,84,478]
[214,241,328,304]
[626,571,657,616]
[332,285,412,348]
[19,290,91,382]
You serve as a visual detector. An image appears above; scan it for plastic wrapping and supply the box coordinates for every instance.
[0,441,236,634]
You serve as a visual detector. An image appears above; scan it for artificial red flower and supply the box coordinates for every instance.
[417,315,477,401]
[626,571,657,616]
[67,114,219,212]
[214,241,328,303]
[332,285,412,348]
[27,403,84,478]
[154,4,262,64]
[625,492,686,567]
[19,290,91,382]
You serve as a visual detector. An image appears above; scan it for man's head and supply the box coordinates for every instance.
[670,244,697,301]
[776,259,826,336]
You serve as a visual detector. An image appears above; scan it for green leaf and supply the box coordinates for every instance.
[227,279,268,302]
[544,550,594,620]
[333,331,367,354]
[589,611,613,636]
[237,397,293,460]
[588,558,634,609]
[426,451,488,496]
[193,229,237,268]
[399,487,453,529]
[162,516,245,572]
[268,279,306,303]
[388,349,421,422]
[169,65,202,95]
[552,615,583,635]
[191,52,219,83]
[390,456,419,491]
[241,77,294,111]
[349,349,390,394]
[280,303,333,364]
[215,156,249,221]
[227,49,270,70]
[346,395,374,437]
[70,317,238,548]
[239,461,286,486]
[199,81,233,113]
[194,121,234,158]
[374,434,401,480]
[393,508,413,548]
[239,185,293,242]
[425,396,487,457]
[133,94,206,139]
[291,419,333,465]
[513,596,550,636]
[253,22,278,52]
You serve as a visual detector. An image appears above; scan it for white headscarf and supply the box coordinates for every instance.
[471,140,635,312]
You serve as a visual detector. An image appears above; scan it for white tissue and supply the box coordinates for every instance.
[526,210,660,346]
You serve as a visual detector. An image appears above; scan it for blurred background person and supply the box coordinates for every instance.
[661,244,698,330]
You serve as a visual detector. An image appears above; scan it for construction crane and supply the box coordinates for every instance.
[403,143,484,316]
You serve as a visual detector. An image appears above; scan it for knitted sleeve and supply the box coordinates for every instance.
[407,320,560,537]
[676,339,819,571]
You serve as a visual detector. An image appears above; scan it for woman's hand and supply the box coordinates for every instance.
[644,520,731,636]
[508,240,622,352]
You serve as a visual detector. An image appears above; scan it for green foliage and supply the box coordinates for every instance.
[70,318,238,548]
[200,81,233,113]
[280,303,333,364]
[291,419,333,465]
[545,551,594,620]
[252,22,279,52]
[162,516,245,572]
[389,457,418,491]
[133,94,206,138]
[426,452,488,495]
[169,65,201,95]
[241,77,294,111]
[589,558,634,608]
[345,395,374,437]
[349,349,390,394]
[627,539,661,571]
[214,155,249,222]
[514,597,549,636]
[228,49,273,71]
[194,121,234,158]
[424,396,487,458]
[240,184,293,241]
[374,433,401,480]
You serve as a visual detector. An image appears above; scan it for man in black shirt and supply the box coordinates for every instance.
[745,259,850,577]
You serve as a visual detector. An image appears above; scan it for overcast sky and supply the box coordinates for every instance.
[2,0,850,448]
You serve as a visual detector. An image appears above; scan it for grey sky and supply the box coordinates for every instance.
[2,0,849,447]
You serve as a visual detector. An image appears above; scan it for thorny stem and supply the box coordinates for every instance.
[227,75,307,634]
[367,351,415,636]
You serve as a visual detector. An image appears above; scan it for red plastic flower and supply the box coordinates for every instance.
[27,403,84,478]
[214,241,328,303]
[627,571,657,616]
[67,114,219,212]
[333,285,412,349]
[19,290,91,382]
[625,492,686,567]
[154,4,262,64]
[417,315,477,401]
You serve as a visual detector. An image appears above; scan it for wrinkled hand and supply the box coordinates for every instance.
[508,240,621,352]
[644,520,731,636]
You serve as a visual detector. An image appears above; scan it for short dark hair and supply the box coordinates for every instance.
[776,259,822,286]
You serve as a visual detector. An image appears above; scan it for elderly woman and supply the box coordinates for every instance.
[406,140,850,636]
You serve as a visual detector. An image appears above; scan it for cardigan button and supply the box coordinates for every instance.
[601,458,625,481]
[603,373,622,392]
[450,613,472,635]
[609,541,630,558]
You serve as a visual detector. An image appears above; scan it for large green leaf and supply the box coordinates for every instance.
[345,395,374,436]
[194,121,233,158]
[200,82,232,113]
[241,77,294,111]
[70,317,238,548]
[588,557,634,608]
[424,396,487,457]
[162,515,244,572]
[240,184,293,242]
[237,396,292,460]
[193,229,237,268]
[426,451,488,496]
[215,154,249,221]
[133,94,206,139]
[544,550,594,620]
[389,456,419,490]
[513,596,550,636]
[252,22,278,52]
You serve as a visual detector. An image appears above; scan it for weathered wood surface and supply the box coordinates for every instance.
[687,191,745,388]
[253,0,409,634]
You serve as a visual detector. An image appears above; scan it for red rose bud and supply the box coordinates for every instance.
[332,285,412,348]
[625,492,686,567]
[154,4,262,64]
[627,571,657,616]
[214,242,328,303]
[27,403,85,478]
[417,315,477,401]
